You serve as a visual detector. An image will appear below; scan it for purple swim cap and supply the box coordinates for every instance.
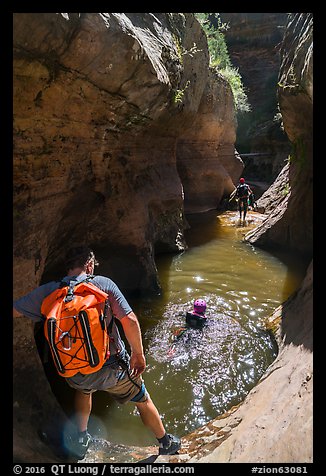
[193,299,207,314]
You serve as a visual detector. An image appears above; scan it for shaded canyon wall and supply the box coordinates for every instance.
[13,12,241,462]
[220,12,291,182]
[13,12,241,298]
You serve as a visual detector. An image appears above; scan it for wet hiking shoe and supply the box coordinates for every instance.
[159,433,181,455]
[68,431,92,460]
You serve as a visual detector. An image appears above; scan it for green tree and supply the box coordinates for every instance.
[196,13,251,113]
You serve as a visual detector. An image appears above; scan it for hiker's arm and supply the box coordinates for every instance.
[120,311,146,377]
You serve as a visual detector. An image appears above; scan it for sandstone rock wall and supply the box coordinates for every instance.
[13,12,240,463]
[246,13,313,258]
[177,68,243,213]
[220,12,291,182]
[13,13,240,299]
[178,12,313,463]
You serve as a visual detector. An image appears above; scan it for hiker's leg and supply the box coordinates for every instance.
[238,201,242,220]
[74,390,92,432]
[135,396,166,439]
[243,201,248,220]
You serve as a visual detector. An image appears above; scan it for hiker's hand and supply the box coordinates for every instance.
[129,352,146,377]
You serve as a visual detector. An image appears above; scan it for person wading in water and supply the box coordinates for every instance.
[235,177,253,223]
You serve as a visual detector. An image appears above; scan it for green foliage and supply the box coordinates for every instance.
[195,13,251,114]
[172,34,203,65]
[196,13,230,68]
[281,182,290,196]
[172,33,184,62]
[219,65,251,113]
[173,80,190,103]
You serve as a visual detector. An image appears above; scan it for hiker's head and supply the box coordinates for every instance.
[65,246,99,273]
[239,177,245,184]
[193,298,207,315]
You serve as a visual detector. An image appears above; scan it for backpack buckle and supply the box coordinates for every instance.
[59,331,72,351]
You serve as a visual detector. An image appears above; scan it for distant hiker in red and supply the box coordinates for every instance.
[235,177,253,222]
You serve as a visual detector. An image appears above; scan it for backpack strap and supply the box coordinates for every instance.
[108,314,115,334]
[64,281,75,302]
[62,274,94,303]
[59,273,115,335]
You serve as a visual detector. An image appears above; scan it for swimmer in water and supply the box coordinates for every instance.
[168,299,208,357]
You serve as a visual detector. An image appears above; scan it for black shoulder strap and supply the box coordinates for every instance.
[108,315,115,334]
[64,281,75,302]
[61,274,95,302]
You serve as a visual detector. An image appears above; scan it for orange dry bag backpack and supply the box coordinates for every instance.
[41,277,111,377]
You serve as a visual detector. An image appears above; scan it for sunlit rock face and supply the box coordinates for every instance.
[13,13,239,298]
[177,68,243,213]
[246,13,313,258]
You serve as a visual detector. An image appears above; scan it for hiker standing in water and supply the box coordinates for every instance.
[235,177,253,223]
[13,245,181,460]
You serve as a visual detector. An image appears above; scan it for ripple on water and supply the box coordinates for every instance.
[90,211,306,444]
[145,297,278,434]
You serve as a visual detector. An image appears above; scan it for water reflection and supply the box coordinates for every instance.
[92,210,306,445]
[145,296,277,435]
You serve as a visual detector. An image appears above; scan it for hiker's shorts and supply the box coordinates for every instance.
[65,358,149,404]
[103,374,149,404]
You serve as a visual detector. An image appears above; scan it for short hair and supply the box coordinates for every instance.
[65,245,99,271]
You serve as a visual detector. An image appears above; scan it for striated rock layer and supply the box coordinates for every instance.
[13,13,240,462]
[13,13,240,298]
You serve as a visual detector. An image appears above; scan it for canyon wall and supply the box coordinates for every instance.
[246,13,313,258]
[13,12,313,465]
[13,13,241,299]
[174,12,313,464]
[13,12,241,462]
[220,12,291,182]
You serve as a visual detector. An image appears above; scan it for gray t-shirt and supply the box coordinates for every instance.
[14,273,133,391]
